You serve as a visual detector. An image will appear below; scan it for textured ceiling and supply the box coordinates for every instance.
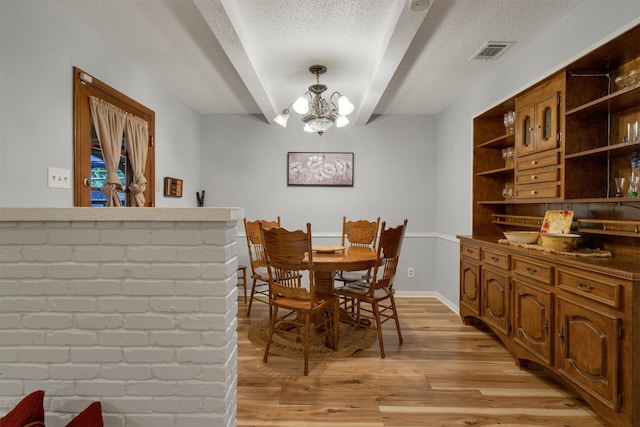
[53,0,583,125]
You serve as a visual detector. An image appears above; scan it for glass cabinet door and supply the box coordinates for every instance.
[516,103,535,156]
[536,92,560,152]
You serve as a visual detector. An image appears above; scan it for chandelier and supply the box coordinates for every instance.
[273,65,354,136]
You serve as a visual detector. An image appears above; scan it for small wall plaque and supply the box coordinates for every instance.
[164,177,183,197]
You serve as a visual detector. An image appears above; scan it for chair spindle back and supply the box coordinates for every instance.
[370,219,407,292]
[261,223,315,302]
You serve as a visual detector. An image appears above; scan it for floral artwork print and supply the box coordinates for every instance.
[287,152,353,186]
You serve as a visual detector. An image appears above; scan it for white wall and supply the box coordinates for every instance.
[0,0,201,208]
[199,113,439,293]
[433,0,640,306]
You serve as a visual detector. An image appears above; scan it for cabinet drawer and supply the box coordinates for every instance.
[461,243,481,260]
[482,249,510,270]
[557,268,622,309]
[516,150,559,171]
[515,167,558,185]
[512,257,553,285]
[515,184,560,199]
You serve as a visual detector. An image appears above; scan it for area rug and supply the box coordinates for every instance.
[248,318,377,360]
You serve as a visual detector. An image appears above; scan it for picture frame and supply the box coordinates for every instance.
[287,152,354,187]
[163,177,183,197]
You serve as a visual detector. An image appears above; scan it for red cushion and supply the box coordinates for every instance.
[0,390,45,427]
[65,401,103,427]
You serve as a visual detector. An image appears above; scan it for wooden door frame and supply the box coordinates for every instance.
[72,67,155,207]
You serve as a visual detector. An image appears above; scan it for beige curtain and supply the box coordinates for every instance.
[124,115,149,207]
[89,96,126,207]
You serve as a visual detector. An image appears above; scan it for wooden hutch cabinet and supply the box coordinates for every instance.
[459,24,640,427]
[514,75,564,200]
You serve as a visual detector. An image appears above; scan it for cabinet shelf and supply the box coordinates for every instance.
[480,197,640,205]
[478,198,562,205]
[566,84,640,116]
[492,214,543,229]
[564,197,640,204]
[477,166,514,177]
[565,141,640,159]
[577,218,640,238]
[477,133,514,149]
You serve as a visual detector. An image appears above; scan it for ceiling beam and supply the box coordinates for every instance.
[193,0,276,122]
[354,0,431,125]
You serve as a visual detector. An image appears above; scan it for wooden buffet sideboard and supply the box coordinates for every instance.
[460,24,640,427]
[458,236,639,427]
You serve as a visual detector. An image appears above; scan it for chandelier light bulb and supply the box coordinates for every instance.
[337,95,354,115]
[336,115,349,128]
[292,94,311,114]
[273,110,289,127]
[303,123,314,132]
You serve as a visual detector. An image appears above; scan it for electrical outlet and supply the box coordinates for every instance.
[408,267,415,278]
[47,167,71,189]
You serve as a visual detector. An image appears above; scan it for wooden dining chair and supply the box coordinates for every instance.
[243,217,281,316]
[335,219,407,358]
[260,223,340,376]
[334,216,380,284]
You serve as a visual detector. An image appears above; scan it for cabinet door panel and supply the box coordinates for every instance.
[513,280,553,365]
[460,260,481,316]
[535,92,560,152]
[516,103,535,156]
[481,267,509,335]
[556,297,620,411]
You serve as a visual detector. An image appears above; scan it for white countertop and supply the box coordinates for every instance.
[0,207,245,222]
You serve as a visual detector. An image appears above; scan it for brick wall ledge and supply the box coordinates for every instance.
[0,207,245,222]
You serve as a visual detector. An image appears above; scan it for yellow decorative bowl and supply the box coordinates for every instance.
[503,231,540,244]
[539,233,580,251]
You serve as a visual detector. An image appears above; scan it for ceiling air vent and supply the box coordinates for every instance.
[470,41,515,61]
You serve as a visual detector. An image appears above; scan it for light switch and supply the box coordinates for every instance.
[48,167,71,189]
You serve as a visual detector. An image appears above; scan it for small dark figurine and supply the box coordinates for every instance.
[196,190,205,207]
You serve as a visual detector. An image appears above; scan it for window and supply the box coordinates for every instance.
[73,67,155,207]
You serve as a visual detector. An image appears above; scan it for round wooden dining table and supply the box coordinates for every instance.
[307,245,378,329]
[311,245,377,295]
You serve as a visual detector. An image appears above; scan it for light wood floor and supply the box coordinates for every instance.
[237,297,607,427]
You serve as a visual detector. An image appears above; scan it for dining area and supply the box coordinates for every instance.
[240,216,408,376]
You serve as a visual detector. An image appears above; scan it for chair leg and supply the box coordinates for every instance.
[304,312,310,376]
[390,295,403,344]
[333,301,340,350]
[372,302,385,359]
[263,306,278,363]
[247,278,258,316]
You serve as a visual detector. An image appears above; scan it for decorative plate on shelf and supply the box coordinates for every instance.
[540,210,574,234]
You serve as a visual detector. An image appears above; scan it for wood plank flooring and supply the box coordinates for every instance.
[237,297,608,427]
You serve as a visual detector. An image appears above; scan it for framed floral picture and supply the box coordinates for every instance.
[287,152,354,186]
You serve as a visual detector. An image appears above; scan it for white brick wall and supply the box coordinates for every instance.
[0,208,243,427]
